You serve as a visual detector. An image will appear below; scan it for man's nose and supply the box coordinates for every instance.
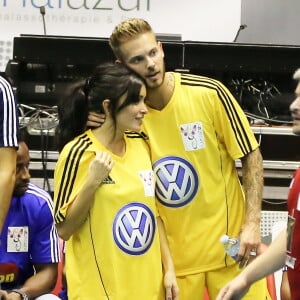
[290,97,300,116]
[146,56,155,69]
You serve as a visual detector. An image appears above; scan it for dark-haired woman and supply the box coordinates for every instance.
[53,63,178,300]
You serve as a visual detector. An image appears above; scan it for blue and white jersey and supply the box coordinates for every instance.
[0,183,60,290]
[0,75,18,147]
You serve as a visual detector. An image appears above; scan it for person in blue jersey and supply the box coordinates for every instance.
[0,75,19,235]
[0,135,61,300]
[57,242,67,300]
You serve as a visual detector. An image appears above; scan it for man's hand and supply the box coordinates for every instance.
[239,148,263,268]
[236,222,261,268]
[87,112,105,128]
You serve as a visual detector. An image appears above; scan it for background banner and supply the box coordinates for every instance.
[0,0,241,71]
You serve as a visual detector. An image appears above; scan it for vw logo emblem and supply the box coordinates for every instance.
[153,156,199,207]
[113,202,156,255]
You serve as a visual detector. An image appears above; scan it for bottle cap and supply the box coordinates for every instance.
[220,234,229,244]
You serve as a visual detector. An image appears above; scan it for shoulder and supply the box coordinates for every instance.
[0,75,11,89]
[59,131,93,160]
[56,131,96,178]
[292,169,300,183]
[22,183,53,210]
[0,76,14,101]
[175,72,226,91]
[174,72,239,108]
[62,131,92,150]
[26,183,52,199]
[0,76,19,147]
[125,131,150,153]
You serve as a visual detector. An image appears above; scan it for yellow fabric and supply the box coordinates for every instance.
[177,264,271,300]
[142,72,259,275]
[54,130,164,300]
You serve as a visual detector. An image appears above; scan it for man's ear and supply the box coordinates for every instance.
[115,59,122,65]
[158,41,165,59]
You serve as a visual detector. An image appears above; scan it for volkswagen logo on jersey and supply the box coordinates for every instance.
[113,202,156,255]
[153,156,199,207]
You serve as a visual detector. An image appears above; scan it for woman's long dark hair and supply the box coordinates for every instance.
[56,62,145,151]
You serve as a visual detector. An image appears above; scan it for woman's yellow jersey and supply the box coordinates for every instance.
[54,130,164,300]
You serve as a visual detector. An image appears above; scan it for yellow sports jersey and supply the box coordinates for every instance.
[142,72,259,276]
[54,130,164,300]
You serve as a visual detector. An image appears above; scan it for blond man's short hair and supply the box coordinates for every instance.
[109,18,155,59]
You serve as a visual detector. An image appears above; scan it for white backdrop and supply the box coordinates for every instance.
[0,0,241,70]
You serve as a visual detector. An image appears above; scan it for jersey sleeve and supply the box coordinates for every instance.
[211,79,259,159]
[54,134,92,224]
[0,76,19,147]
[27,185,60,263]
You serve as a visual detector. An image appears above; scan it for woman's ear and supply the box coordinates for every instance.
[102,99,111,115]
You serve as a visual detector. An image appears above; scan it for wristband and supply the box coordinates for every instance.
[11,289,29,300]
[282,265,288,272]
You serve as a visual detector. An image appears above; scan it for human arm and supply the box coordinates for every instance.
[280,267,291,300]
[216,229,286,300]
[238,147,264,266]
[7,263,58,300]
[0,290,9,300]
[0,147,16,233]
[0,76,19,234]
[56,151,114,240]
[6,186,62,300]
[157,217,179,300]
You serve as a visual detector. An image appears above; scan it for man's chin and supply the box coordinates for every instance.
[146,78,163,89]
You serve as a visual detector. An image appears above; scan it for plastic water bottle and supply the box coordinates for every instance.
[220,234,240,260]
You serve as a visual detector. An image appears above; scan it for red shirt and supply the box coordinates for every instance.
[286,168,300,299]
